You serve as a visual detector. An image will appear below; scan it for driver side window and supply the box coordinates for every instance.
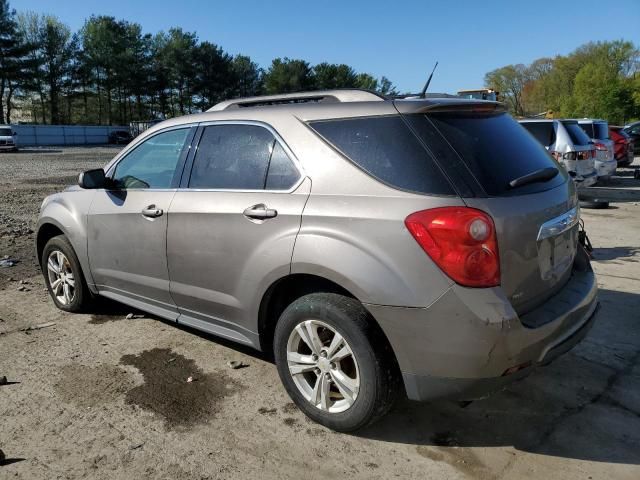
[112,128,190,189]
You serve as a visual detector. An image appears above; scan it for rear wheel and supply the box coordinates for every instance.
[274,293,400,432]
[42,235,93,312]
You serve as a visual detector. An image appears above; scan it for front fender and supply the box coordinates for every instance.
[37,190,97,291]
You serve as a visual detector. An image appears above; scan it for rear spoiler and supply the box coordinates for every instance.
[393,98,506,115]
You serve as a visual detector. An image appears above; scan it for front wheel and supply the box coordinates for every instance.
[42,235,93,312]
[274,293,400,432]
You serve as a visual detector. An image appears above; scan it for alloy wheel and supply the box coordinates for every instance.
[286,320,360,413]
[47,250,76,306]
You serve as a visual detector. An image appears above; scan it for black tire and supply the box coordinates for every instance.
[273,293,400,432]
[579,200,610,209]
[41,235,93,312]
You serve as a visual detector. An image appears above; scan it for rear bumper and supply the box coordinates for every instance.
[595,159,617,178]
[367,254,599,402]
[575,172,597,187]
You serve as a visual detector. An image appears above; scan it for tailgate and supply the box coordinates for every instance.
[465,184,579,314]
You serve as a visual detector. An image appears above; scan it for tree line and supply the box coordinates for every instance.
[0,0,397,126]
[484,40,640,124]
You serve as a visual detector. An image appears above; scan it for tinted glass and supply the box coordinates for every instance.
[578,123,594,138]
[595,123,609,140]
[190,125,274,190]
[412,112,565,196]
[113,128,189,189]
[562,122,591,146]
[265,142,300,190]
[309,116,454,195]
[520,122,556,146]
[0,128,12,136]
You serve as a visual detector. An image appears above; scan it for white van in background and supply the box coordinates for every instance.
[0,125,18,152]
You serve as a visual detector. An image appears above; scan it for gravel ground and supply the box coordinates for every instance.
[1,147,639,480]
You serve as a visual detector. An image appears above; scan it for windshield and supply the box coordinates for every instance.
[0,128,12,136]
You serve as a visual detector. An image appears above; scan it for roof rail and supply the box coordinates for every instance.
[207,89,385,111]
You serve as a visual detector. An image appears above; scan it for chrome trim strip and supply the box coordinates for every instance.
[537,206,579,241]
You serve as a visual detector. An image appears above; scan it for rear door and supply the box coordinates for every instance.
[167,122,309,344]
[400,108,577,314]
[88,126,194,318]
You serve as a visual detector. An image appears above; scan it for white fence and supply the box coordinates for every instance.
[13,125,128,146]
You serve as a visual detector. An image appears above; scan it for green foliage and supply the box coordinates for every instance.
[1,0,397,124]
[264,58,314,94]
[485,40,639,124]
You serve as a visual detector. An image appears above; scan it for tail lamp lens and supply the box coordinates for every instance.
[595,142,607,151]
[405,207,500,287]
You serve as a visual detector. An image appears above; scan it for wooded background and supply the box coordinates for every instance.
[1,0,638,126]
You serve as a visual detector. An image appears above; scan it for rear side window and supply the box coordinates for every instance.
[189,124,299,190]
[408,113,566,196]
[308,116,454,195]
[562,122,591,146]
[520,122,556,146]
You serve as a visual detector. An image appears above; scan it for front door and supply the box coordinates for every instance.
[167,123,309,344]
[87,126,194,319]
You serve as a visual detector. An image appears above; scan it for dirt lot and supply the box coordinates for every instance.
[1,147,640,479]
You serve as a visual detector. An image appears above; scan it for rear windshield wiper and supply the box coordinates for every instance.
[508,167,559,189]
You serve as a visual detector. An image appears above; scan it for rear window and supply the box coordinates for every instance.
[520,122,556,146]
[595,123,609,139]
[578,123,594,138]
[308,116,454,195]
[407,113,566,196]
[562,122,591,146]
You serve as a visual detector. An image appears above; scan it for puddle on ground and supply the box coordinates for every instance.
[55,364,135,408]
[119,348,243,428]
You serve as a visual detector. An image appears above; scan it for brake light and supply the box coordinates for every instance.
[405,207,500,287]
[594,142,607,151]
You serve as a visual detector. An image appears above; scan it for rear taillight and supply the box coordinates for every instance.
[405,207,500,288]
[595,142,607,151]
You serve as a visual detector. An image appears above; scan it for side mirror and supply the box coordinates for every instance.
[78,168,106,189]
[12,131,17,136]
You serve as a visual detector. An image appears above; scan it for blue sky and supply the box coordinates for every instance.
[13,0,640,93]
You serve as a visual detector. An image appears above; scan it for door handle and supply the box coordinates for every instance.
[142,205,163,218]
[243,204,278,220]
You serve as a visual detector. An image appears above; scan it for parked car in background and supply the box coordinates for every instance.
[623,121,640,155]
[0,125,18,152]
[108,130,133,145]
[36,90,599,431]
[519,119,597,187]
[577,119,616,180]
[609,126,634,166]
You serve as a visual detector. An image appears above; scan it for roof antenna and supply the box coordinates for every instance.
[419,61,439,98]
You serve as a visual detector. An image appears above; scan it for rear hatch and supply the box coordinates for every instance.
[561,121,596,179]
[396,101,578,314]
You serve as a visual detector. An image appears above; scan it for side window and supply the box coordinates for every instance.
[189,124,299,190]
[265,142,300,190]
[113,128,189,189]
[521,122,555,146]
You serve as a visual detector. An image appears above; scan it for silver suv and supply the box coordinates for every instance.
[519,119,598,187]
[577,119,617,180]
[37,90,599,431]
